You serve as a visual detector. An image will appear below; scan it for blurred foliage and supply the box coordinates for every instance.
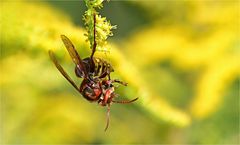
[0,0,239,144]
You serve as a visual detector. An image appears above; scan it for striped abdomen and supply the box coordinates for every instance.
[75,57,114,79]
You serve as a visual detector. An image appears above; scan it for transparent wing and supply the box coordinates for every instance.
[61,35,87,77]
[49,50,80,92]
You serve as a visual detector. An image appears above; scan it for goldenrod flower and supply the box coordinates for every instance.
[83,0,116,52]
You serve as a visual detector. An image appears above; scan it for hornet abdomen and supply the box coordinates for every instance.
[75,57,114,79]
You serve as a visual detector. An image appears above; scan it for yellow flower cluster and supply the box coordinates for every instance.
[83,0,116,52]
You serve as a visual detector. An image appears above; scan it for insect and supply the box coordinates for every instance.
[49,34,138,131]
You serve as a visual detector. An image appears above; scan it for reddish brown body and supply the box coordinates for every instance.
[49,35,138,131]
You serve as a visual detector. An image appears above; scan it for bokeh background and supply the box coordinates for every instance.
[1,0,239,144]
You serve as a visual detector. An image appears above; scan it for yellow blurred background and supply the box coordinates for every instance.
[0,0,239,144]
